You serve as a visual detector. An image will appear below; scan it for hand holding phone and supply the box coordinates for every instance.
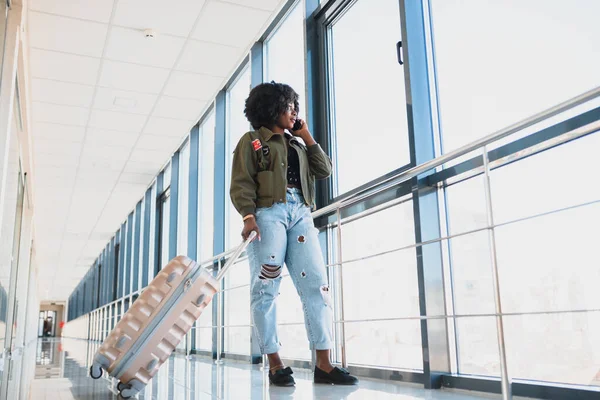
[291,118,316,145]
[292,118,303,132]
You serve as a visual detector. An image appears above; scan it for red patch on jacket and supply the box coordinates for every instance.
[251,139,262,151]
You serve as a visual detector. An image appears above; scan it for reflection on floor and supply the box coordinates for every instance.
[35,338,62,380]
[28,338,516,399]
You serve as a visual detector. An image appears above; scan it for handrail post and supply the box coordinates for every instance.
[336,208,348,369]
[482,146,511,400]
[215,258,224,365]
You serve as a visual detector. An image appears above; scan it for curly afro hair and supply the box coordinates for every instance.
[244,81,299,130]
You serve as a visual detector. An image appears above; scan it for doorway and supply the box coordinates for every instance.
[38,310,56,338]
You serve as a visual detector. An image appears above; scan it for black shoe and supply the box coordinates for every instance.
[269,366,295,387]
[314,366,359,385]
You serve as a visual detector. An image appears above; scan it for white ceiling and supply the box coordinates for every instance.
[28,0,287,301]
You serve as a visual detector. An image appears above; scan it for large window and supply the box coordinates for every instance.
[265,1,306,109]
[497,137,598,385]
[222,65,252,357]
[138,198,145,286]
[112,244,120,301]
[148,182,157,280]
[263,0,312,362]
[326,0,410,195]
[432,0,600,387]
[442,132,600,385]
[123,221,131,296]
[196,111,216,352]
[225,66,251,249]
[198,110,216,262]
[340,201,421,370]
[130,208,138,293]
[158,165,172,270]
[223,259,251,356]
[431,0,600,154]
[178,143,190,256]
[195,286,213,352]
[159,190,171,268]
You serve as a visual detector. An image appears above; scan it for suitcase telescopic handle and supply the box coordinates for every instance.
[216,231,257,281]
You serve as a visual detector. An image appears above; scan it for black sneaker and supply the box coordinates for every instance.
[314,366,359,385]
[269,366,295,387]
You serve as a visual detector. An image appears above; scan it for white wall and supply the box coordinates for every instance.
[0,2,44,399]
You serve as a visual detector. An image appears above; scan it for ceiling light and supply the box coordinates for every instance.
[143,28,157,38]
[113,97,137,108]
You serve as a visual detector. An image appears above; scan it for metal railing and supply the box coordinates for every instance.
[312,86,599,400]
[312,86,600,219]
[66,86,600,400]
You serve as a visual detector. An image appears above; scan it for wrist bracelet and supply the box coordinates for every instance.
[243,214,255,221]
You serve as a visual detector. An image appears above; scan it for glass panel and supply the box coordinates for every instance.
[328,0,409,195]
[443,149,496,335]
[340,202,422,370]
[0,2,6,75]
[199,111,216,262]
[447,231,494,316]
[195,297,213,352]
[37,313,43,337]
[504,313,600,386]
[341,202,415,261]
[164,164,172,190]
[495,204,600,314]
[226,66,251,249]
[490,133,600,225]
[345,319,422,370]
[113,243,120,301]
[455,316,499,376]
[123,223,130,296]
[161,194,171,268]
[8,170,25,335]
[457,313,600,386]
[0,100,23,394]
[161,163,172,267]
[224,326,251,357]
[130,209,137,293]
[178,143,190,255]
[156,357,169,399]
[148,182,157,279]
[265,1,306,109]
[431,0,600,154]
[139,197,145,286]
[224,259,251,355]
[445,175,488,236]
[448,135,600,385]
[173,358,186,398]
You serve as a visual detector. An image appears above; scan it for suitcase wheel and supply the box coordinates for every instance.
[89,364,103,380]
[119,387,137,399]
[119,379,143,399]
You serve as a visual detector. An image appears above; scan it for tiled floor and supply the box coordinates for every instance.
[28,338,517,400]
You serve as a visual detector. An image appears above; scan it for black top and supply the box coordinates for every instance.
[287,140,301,188]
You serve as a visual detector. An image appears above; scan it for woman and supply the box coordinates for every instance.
[230,82,358,387]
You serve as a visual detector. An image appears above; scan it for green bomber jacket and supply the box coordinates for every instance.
[229,126,332,218]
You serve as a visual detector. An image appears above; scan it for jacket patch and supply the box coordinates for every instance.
[252,139,262,151]
[262,145,270,156]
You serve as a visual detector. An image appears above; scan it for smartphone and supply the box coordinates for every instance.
[292,119,303,131]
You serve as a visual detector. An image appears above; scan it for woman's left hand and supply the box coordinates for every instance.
[292,119,309,137]
[292,119,316,145]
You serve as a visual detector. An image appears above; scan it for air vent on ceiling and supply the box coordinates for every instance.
[113,97,137,108]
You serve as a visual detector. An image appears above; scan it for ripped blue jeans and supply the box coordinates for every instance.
[247,188,333,354]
